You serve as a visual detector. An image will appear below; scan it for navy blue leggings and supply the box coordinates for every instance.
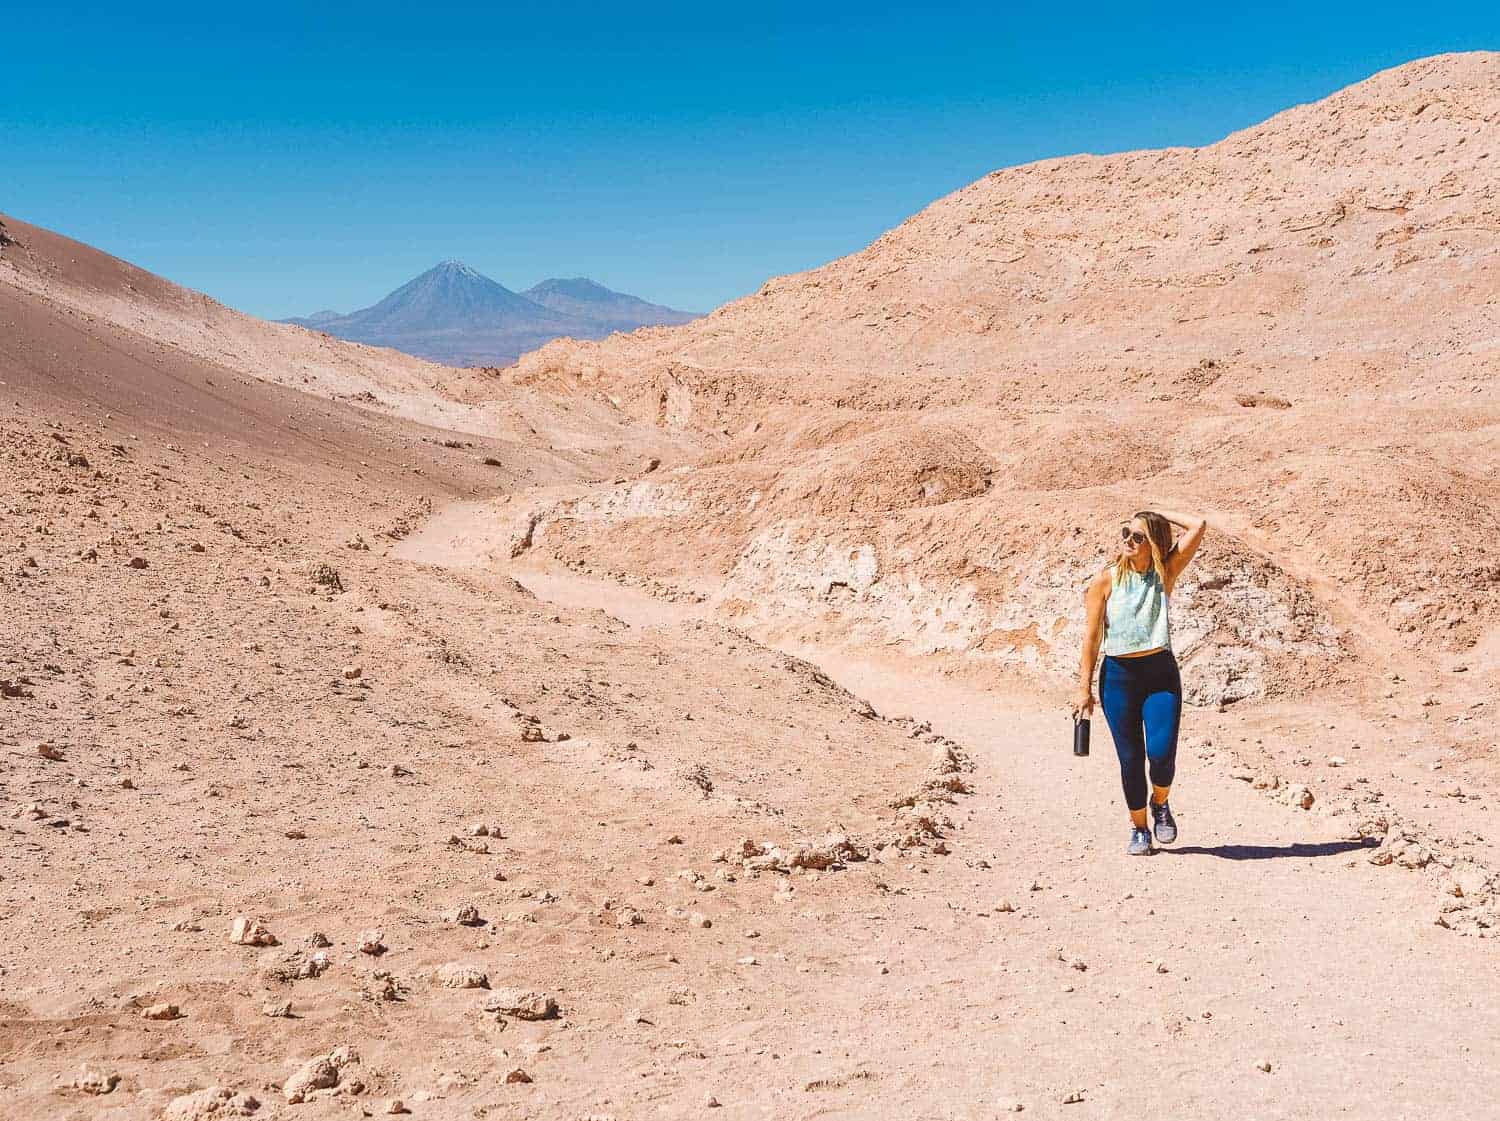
[1099,648,1182,812]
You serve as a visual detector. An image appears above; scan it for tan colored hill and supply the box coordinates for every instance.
[0,212,670,461]
[510,51,1500,703]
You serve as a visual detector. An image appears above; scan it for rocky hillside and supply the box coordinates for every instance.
[507,53,1500,702]
[0,213,687,463]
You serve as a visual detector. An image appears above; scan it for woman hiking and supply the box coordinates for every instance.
[1073,509,1208,855]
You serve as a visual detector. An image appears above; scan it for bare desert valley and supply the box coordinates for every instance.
[2,52,1499,1120]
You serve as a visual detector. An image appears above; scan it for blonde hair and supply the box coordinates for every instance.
[1112,509,1174,589]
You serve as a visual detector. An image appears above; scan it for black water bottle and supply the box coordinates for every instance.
[1073,715,1091,757]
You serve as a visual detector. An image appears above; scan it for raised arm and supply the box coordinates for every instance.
[1155,508,1208,588]
[1073,568,1111,719]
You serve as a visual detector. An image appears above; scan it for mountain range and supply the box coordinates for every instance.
[283,261,699,367]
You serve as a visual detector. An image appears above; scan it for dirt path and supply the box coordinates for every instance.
[506,559,1500,1120]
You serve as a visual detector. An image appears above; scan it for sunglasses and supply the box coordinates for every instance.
[1120,526,1148,547]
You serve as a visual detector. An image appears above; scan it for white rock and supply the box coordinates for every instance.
[229,915,278,947]
[284,1046,360,1103]
[434,962,489,989]
[74,1067,121,1095]
[161,1086,261,1119]
[357,930,386,955]
[283,1057,339,1103]
[1284,785,1315,810]
[1453,864,1492,900]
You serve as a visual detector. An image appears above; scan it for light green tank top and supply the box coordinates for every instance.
[1102,564,1170,656]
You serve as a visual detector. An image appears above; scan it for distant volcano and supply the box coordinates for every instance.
[283,261,699,367]
[522,276,698,334]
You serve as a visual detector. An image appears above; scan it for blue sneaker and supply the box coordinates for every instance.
[1127,826,1153,856]
[1151,800,1177,845]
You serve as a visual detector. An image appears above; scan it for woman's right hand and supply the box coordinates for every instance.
[1071,687,1095,720]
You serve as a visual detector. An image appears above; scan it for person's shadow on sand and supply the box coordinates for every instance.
[1162,839,1376,860]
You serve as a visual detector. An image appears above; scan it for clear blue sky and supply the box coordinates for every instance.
[3,3,1495,318]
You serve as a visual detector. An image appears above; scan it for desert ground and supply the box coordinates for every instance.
[1,52,1498,1121]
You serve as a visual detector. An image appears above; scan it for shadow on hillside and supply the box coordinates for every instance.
[1162,839,1376,861]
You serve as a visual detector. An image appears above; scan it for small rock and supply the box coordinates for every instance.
[229,915,279,947]
[37,743,65,761]
[385,1101,409,1115]
[307,931,332,948]
[504,1068,533,1085]
[1257,1060,1273,1073]
[452,904,484,926]
[704,1094,722,1107]
[689,912,712,929]
[1062,1089,1086,1104]
[284,1056,339,1103]
[261,1000,293,1018]
[483,989,559,1020]
[995,900,1016,913]
[74,1067,121,1095]
[1453,864,1491,899]
[342,665,362,680]
[141,1002,183,1021]
[387,763,409,778]
[161,1086,261,1119]
[357,930,386,955]
[1327,756,1347,768]
[127,557,148,569]
[434,962,489,989]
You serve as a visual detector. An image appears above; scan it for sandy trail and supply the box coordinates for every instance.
[504,558,1500,1120]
